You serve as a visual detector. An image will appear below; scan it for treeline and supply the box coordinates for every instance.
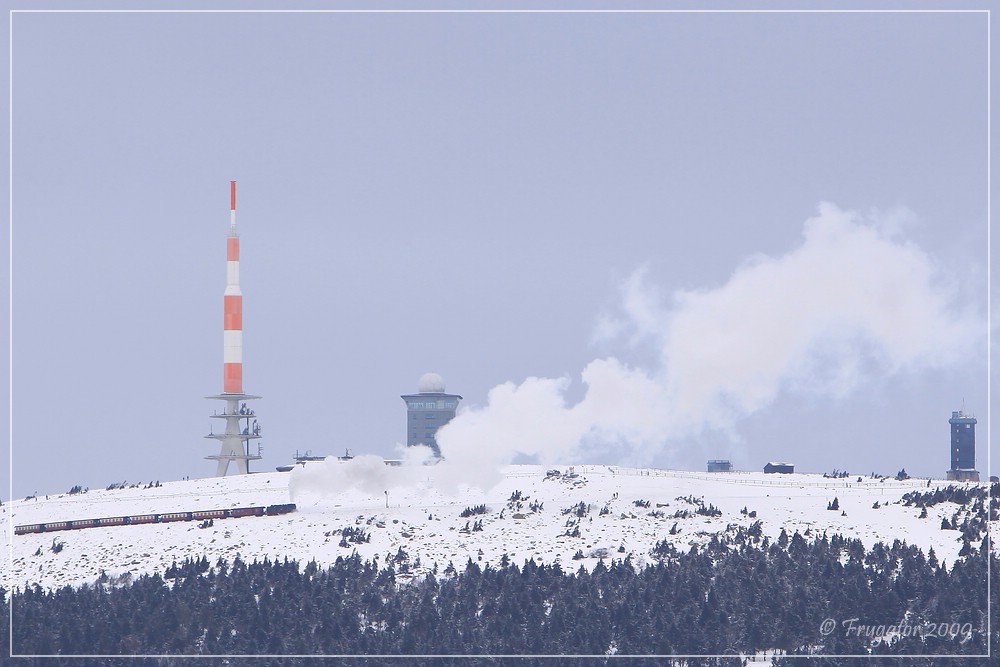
[902,483,997,555]
[3,524,996,664]
[902,483,995,510]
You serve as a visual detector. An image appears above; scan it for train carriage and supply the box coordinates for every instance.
[129,514,158,525]
[229,506,265,518]
[97,516,128,527]
[44,521,71,532]
[14,524,43,535]
[69,519,98,529]
[158,512,191,523]
[192,509,227,520]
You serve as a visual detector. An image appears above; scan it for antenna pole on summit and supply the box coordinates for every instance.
[205,181,262,476]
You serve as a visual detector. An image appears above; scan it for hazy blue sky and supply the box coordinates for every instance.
[3,7,992,498]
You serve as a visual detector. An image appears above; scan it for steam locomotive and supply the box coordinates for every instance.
[14,503,296,536]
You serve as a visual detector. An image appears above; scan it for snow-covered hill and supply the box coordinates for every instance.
[2,463,988,591]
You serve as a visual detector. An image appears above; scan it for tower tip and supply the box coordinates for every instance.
[230,181,236,211]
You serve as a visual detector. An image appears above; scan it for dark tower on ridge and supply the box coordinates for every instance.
[946,409,979,482]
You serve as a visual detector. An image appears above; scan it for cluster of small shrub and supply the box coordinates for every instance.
[561,501,590,517]
[338,526,370,547]
[104,480,161,491]
[695,503,722,517]
[460,504,488,518]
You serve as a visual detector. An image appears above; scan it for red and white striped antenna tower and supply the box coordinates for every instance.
[205,181,262,476]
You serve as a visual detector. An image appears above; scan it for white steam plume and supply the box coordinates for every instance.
[289,445,439,502]
[436,203,981,484]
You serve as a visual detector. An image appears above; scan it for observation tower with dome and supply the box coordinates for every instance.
[401,373,462,456]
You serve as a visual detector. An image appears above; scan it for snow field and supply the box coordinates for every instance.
[3,464,987,591]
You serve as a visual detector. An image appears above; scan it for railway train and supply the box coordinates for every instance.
[14,503,296,536]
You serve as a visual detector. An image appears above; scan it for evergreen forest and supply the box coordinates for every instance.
[4,519,997,666]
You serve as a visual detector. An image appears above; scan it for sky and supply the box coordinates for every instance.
[2,5,993,498]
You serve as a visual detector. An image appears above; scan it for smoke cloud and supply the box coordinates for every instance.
[289,445,439,503]
[435,203,982,484]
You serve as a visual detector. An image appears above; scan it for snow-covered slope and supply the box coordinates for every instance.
[2,464,987,591]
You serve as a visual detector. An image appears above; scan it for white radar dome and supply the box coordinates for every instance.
[418,372,446,394]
